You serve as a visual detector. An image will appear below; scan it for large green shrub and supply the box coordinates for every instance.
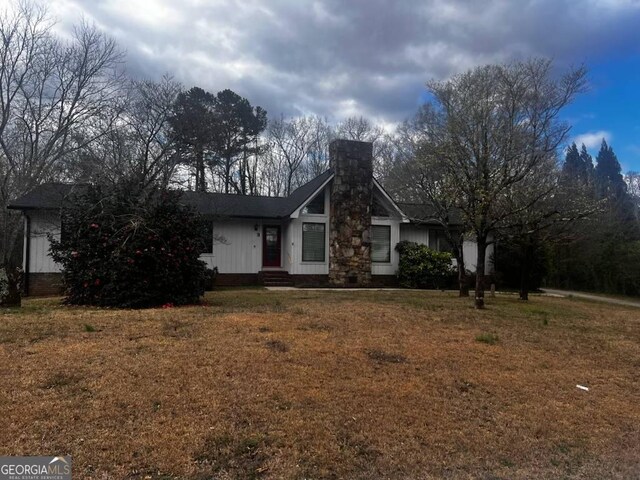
[395,240,454,289]
[49,185,208,308]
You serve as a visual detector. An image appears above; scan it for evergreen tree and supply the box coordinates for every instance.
[561,143,581,182]
[210,89,267,194]
[169,87,217,192]
[595,139,627,200]
[563,142,594,188]
[579,144,595,183]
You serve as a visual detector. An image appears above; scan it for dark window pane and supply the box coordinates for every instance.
[371,225,391,263]
[302,222,325,261]
[302,192,324,215]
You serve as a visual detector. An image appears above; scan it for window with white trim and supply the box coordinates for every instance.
[302,191,324,215]
[371,225,391,263]
[302,222,325,262]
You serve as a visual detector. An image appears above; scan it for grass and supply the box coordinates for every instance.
[0,289,639,479]
[476,332,499,345]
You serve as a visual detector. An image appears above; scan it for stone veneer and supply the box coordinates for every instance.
[328,139,373,286]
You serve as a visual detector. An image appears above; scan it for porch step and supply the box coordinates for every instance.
[260,270,294,287]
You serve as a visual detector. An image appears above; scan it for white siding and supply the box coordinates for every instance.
[462,239,494,273]
[287,187,330,275]
[287,187,404,276]
[201,219,278,273]
[28,211,61,273]
[26,212,289,276]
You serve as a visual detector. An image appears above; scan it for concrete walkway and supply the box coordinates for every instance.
[541,288,640,309]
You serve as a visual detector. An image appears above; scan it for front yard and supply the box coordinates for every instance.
[0,290,639,479]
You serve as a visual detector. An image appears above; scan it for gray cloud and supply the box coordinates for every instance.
[49,0,640,124]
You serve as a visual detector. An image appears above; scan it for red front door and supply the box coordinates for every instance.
[262,225,281,267]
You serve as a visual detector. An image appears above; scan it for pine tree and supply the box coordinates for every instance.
[210,89,267,194]
[561,143,593,193]
[595,139,627,200]
[561,143,581,180]
[579,144,595,184]
[170,87,218,192]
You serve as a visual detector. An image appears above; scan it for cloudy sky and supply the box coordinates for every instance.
[48,0,640,170]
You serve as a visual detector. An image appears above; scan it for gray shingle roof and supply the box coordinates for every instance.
[8,172,457,226]
[182,169,333,218]
[8,170,334,219]
[7,183,81,210]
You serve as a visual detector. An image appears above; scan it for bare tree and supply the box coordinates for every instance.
[336,115,383,143]
[0,2,124,267]
[626,171,640,220]
[337,115,391,176]
[302,116,332,180]
[268,115,317,196]
[423,59,586,308]
[68,75,182,194]
[382,107,471,296]
[261,141,287,196]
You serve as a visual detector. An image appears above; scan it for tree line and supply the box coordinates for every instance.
[380,65,640,303]
[0,3,387,268]
[1,3,639,304]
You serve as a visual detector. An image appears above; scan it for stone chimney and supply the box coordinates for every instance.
[328,139,373,286]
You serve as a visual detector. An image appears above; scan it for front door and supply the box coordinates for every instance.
[262,225,281,267]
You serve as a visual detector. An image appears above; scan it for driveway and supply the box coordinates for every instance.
[541,288,640,309]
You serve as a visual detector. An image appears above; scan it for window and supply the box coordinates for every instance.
[372,195,389,217]
[302,192,324,215]
[371,225,391,263]
[429,229,456,254]
[302,223,325,262]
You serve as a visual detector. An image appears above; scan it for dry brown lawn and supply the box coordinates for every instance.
[0,289,639,479]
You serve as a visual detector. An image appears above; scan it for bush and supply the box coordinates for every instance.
[0,266,22,307]
[395,240,455,289]
[49,185,208,308]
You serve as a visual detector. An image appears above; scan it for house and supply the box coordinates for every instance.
[8,139,493,295]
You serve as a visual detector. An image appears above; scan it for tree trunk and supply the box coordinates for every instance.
[198,161,206,192]
[224,158,232,194]
[195,148,206,192]
[457,257,469,297]
[475,238,487,309]
[519,242,531,301]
